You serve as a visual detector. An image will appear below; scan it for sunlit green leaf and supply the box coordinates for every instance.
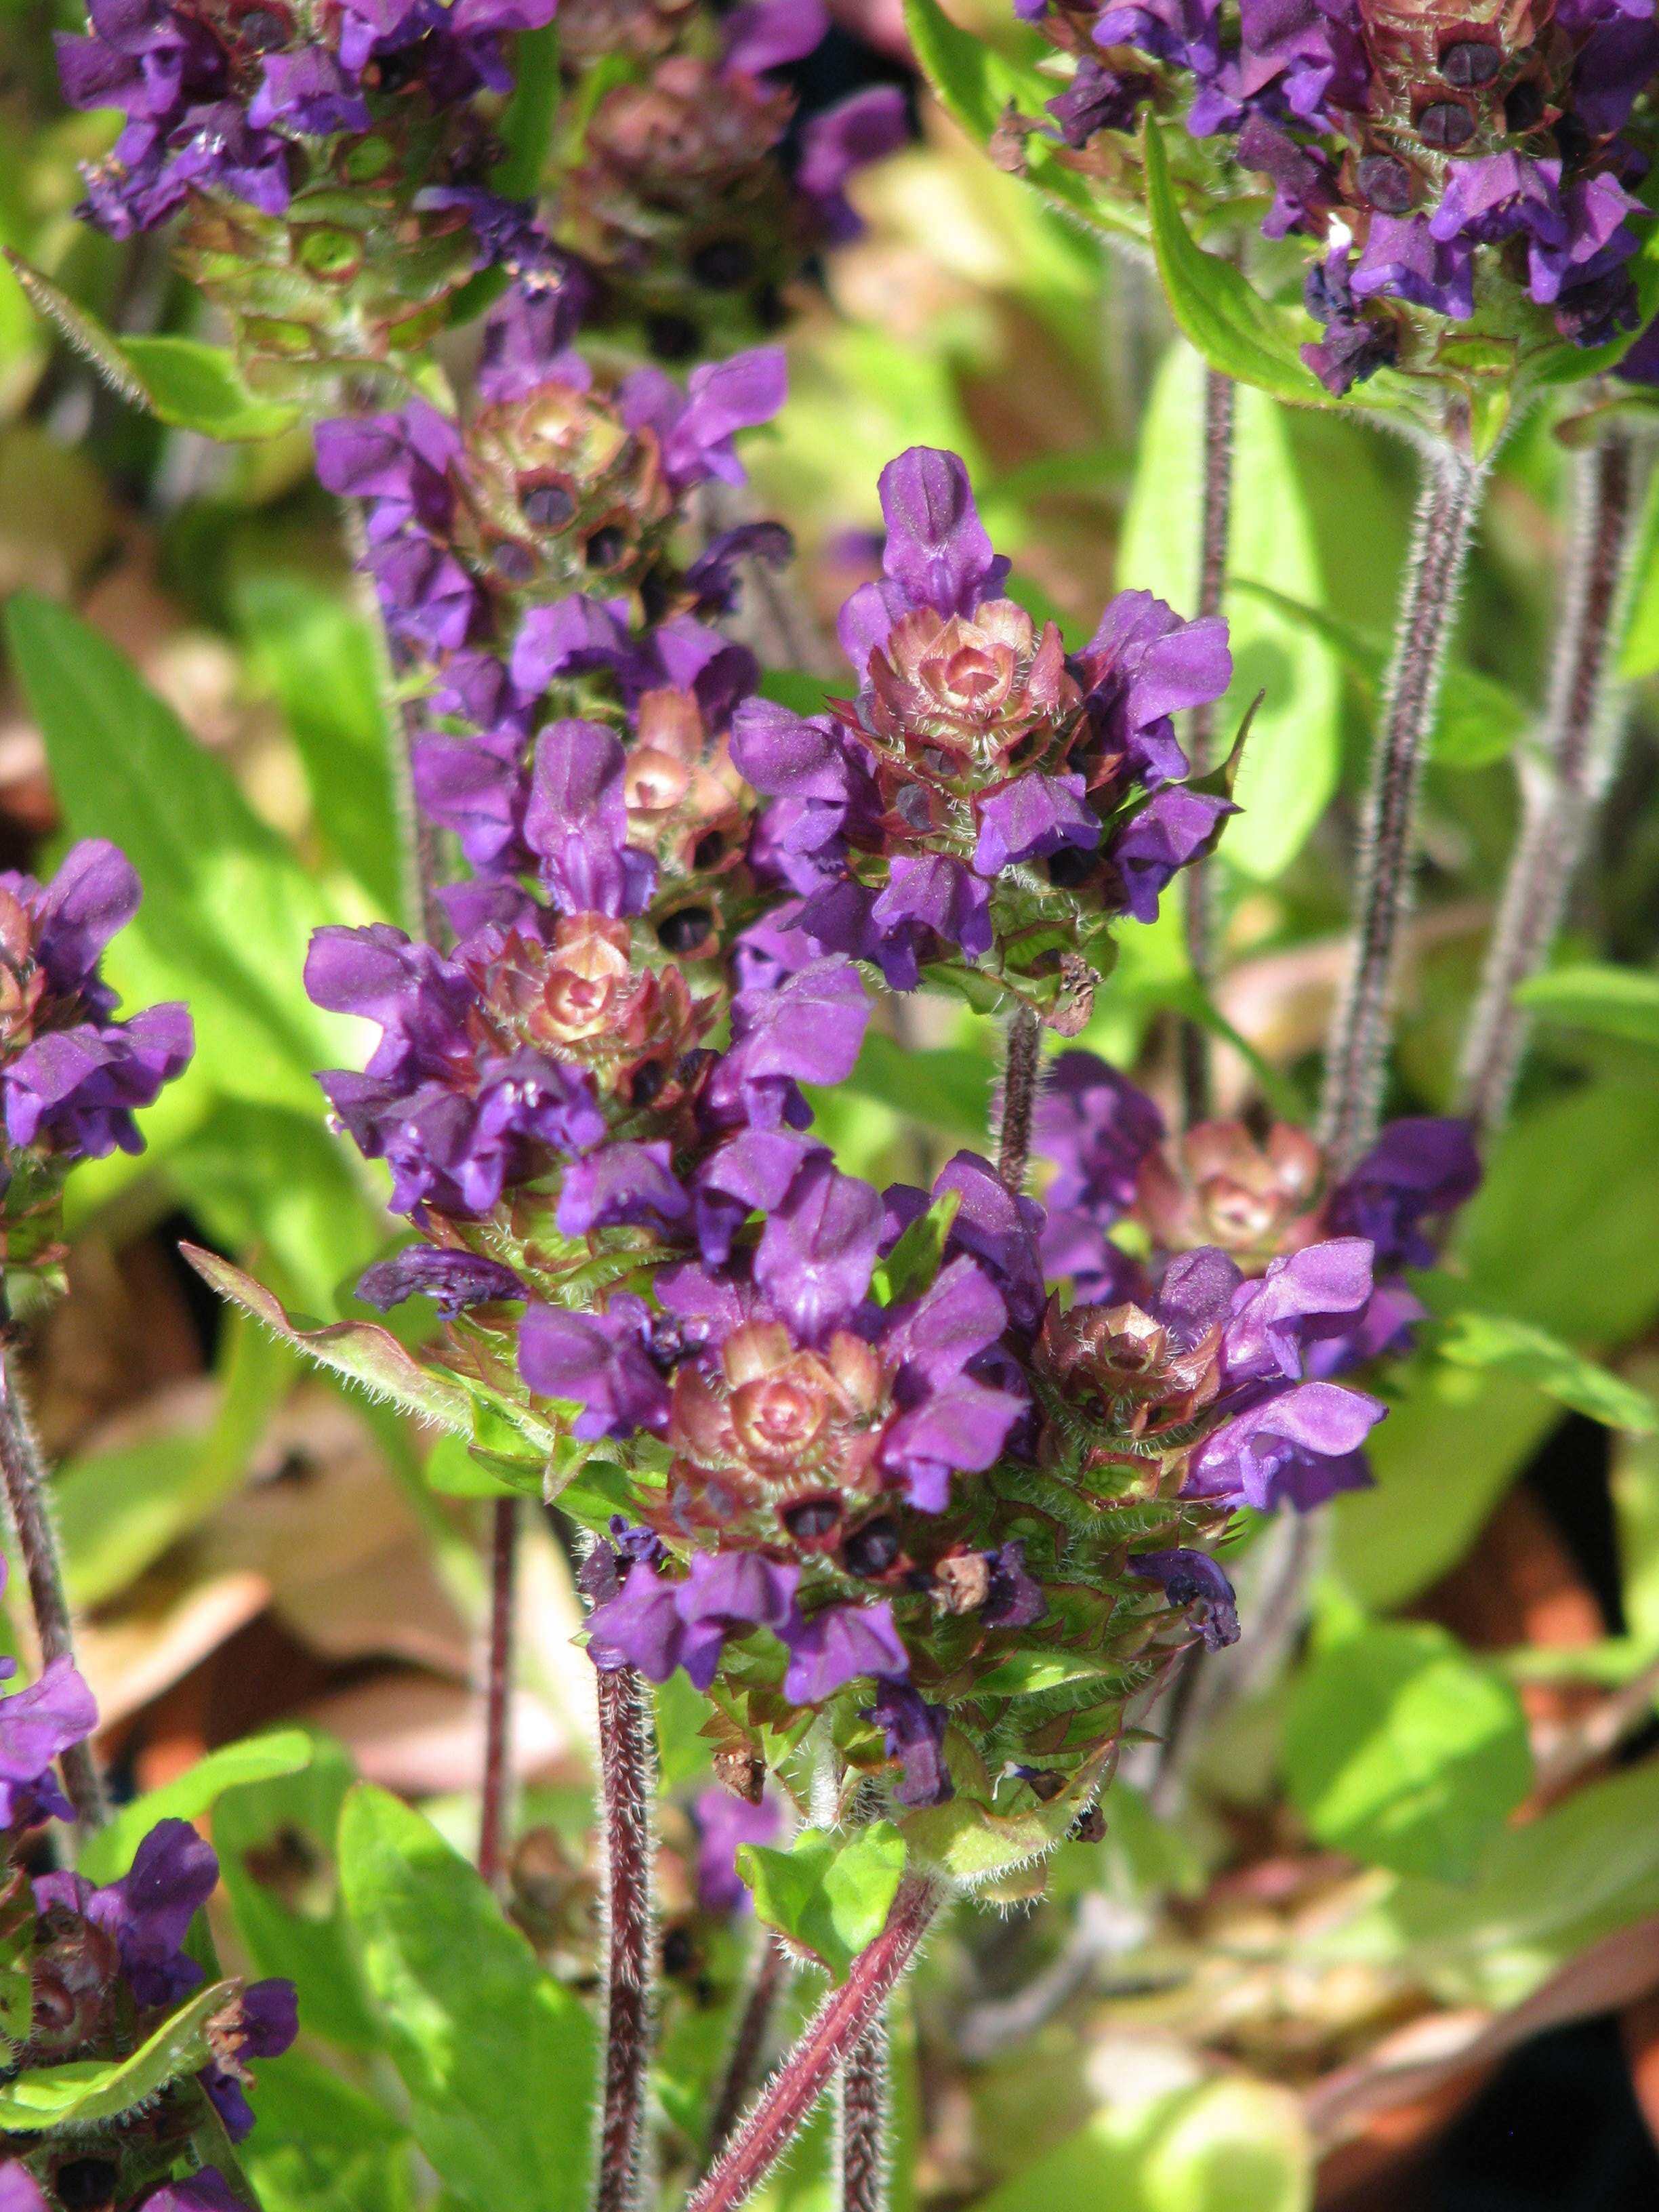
[1435,1307,1658,1434]
[739,1822,907,1981]
[0,1979,237,2128]
[1514,963,1659,1048]
[79,1731,312,1884]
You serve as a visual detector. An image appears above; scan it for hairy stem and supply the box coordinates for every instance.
[477,1496,518,1889]
[0,1340,106,1832]
[997,1006,1042,1197]
[1458,429,1647,1134]
[837,2015,890,2212]
[705,1932,787,2164]
[1179,367,1236,1130]
[596,1664,658,2212]
[1319,445,1484,1170]
[687,1876,940,2212]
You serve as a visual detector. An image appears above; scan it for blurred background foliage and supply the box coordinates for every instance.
[7,0,1659,2202]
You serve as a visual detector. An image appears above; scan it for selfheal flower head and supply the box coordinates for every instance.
[1187,1380,1386,1511]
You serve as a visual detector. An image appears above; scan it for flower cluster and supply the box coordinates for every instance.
[1015,0,1659,393]
[0,1564,294,2208]
[731,447,1237,1019]
[0,840,192,1272]
[552,0,909,359]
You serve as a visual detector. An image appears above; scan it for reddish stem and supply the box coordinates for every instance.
[838,2015,889,2212]
[596,1664,657,2212]
[706,1931,787,2164]
[686,1877,939,2212]
[477,1495,517,1889]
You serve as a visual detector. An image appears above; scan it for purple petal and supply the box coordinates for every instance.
[356,1247,524,1316]
[519,1298,670,1439]
[754,1155,882,1342]
[781,1599,907,1702]
[874,447,1008,619]
[1129,1549,1240,1648]
[863,1681,951,1805]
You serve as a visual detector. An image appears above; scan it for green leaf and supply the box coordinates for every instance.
[1141,119,1326,410]
[182,1246,474,1434]
[236,575,405,922]
[1231,579,1529,769]
[1284,1622,1533,1881]
[241,2053,414,2212]
[872,1190,963,1306]
[970,1649,1115,1697]
[1513,963,1659,1048]
[760,668,837,718]
[339,1784,597,2212]
[901,1742,1113,1886]
[739,1822,907,1982]
[974,2077,1311,2212]
[216,1731,382,2053]
[5,592,357,1130]
[58,1309,296,1610]
[902,0,1139,243]
[79,1731,313,1885]
[1435,1308,1659,1435]
[0,1978,237,2129]
[1311,1757,1659,2009]
[1120,342,1340,880]
[3,253,300,440]
[840,1030,994,1145]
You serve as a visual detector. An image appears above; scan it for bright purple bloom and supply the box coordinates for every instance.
[586,1564,688,1679]
[863,1681,952,1806]
[1073,589,1231,787]
[837,447,1010,667]
[315,405,460,537]
[523,720,656,918]
[972,773,1101,876]
[142,2175,245,2212]
[1106,786,1235,923]
[0,1653,97,1828]
[1221,1237,1375,1383]
[1326,1116,1480,1270]
[557,1141,692,1240]
[677,1552,802,1689]
[871,854,992,960]
[355,1246,524,1315]
[782,1599,908,1702]
[519,1297,671,1440]
[933,1151,1046,1332]
[1188,1380,1386,1511]
[695,1787,783,1913]
[248,48,369,132]
[693,1129,827,1265]
[703,957,870,1132]
[1429,152,1564,248]
[754,1155,883,1343]
[618,350,787,493]
[1351,216,1475,320]
[37,1817,220,2009]
[1130,1549,1240,1649]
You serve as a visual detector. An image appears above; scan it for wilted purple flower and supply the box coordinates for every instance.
[782,1600,908,1702]
[1130,1549,1240,1649]
[355,1246,525,1315]
[695,1787,782,1913]
[983,1540,1046,1627]
[201,1977,300,2139]
[142,2175,245,2212]
[1188,1380,1386,1511]
[520,1297,672,1440]
[1327,1117,1480,1271]
[863,1681,951,1807]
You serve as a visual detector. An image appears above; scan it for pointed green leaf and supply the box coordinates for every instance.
[241,2053,414,2212]
[79,1732,313,1885]
[339,1784,597,2212]
[1514,963,1659,1048]
[739,1822,907,1981]
[182,1245,474,1433]
[0,1978,239,2129]
[1435,1307,1659,1435]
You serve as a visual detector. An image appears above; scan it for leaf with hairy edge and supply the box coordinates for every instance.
[903,0,1141,243]
[1515,964,1659,1047]
[340,1785,596,2212]
[1435,1308,1659,1435]
[0,1979,239,2128]
[739,1823,907,1981]
[4,254,299,440]
[902,1743,1115,1885]
[79,1732,313,1884]
[182,1245,474,1433]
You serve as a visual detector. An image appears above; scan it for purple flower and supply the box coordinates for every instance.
[141,2177,245,2212]
[678,1552,801,1689]
[524,720,656,918]
[863,1681,952,1806]
[933,1151,1046,1332]
[314,406,460,537]
[1351,216,1474,321]
[557,1142,692,1240]
[1235,115,1337,237]
[39,1817,221,2009]
[477,279,591,403]
[411,731,526,876]
[0,2165,49,2212]
[1221,1237,1375,1383]
[3,1006,194,1162]
[837,447,1010,667]
[1130,1549,1240,1649]
[782,1599,908,1702]
[703,958,870,1132]
[201,1976,299,2139]
[586,1564,688,1679]
[972,773,1101,876]
[871,853,992,961]
[1105,786,1235,923]
[0,1654,97,1828]
[883,1254,1010,1385]
[248,48,370,133]
[695,1787,782,1913]
[721,0,827,73]
[618,350,787,493]
[1072,590,1231,787]
[1033,1050,1164,1222]
[519,1298,671,1440]
[796,87,910,243]
[1429,152,1564,249]
[355,1246,524,1315]
[1326,1116,1480,1270]
[880,1372,1025,1510]
[1094,0,1222,81]
[694,1129,828,1265]
[754,1155,883,1343]
[1046,59,1149,146]
[1188,1380,1386,1511]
